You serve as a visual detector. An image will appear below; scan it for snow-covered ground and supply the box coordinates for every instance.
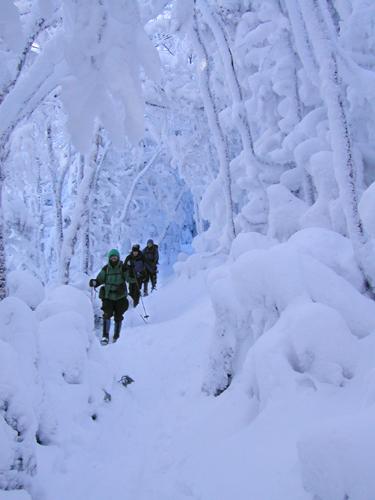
[2,249,375,500]
[35,273,214,500]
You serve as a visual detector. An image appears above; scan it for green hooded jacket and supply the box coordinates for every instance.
[95,249,128,301]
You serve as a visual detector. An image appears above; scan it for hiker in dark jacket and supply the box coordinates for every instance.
[123,244,146,307]
[89,249,129,345]
[142,239,159,296]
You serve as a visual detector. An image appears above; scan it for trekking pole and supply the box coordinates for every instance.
[140,295,149,319]
[135,274,149,319]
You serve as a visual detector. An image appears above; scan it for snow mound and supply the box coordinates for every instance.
[0,297,38,383]
[7,270,45,309]
[229,231,276,261]
[0,296,37,344]
[231,244,375,339]
[174,251,226,278]
[0,283,115,493]
[240,301,358,406]
[35,285,94,332]
[69,271,91,292]
[0,340,37,491]
[38,311,89,384]
[288,228,364,291]
[205,233,375,395]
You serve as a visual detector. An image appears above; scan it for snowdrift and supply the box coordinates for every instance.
[0,274,116,498]
[203,228,375,499]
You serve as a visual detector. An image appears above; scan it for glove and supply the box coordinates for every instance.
[89,279,97,287]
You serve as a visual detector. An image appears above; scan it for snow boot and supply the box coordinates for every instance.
[101,319,110,345]
[113,321,122,343]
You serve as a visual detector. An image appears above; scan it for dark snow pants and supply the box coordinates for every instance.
[129,283,141,307]
[144,269,157,291]
[101,297,129,322]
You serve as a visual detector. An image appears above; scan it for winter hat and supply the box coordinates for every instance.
[132,244,140,251]
[147,239,154,245]
[108,249,120,259]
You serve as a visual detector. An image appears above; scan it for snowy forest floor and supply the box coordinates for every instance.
[29,270,375,500]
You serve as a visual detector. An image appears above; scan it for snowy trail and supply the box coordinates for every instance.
[35,272,318,500]
[39,275,215,500]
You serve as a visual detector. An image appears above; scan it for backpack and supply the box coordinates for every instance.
[99,263,127,300]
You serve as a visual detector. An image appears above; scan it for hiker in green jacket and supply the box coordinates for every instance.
[89,249,129,345]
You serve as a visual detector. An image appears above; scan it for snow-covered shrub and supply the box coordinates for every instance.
[229,231,276,261]
[203,265,247,395]
[238,300,358,406]
[38,311,89,384]
[0,283,116,492]
[35,285,94,333]
[288,228,364,291]
[205,233,375,395]
[7,271,45,310]
[229,244,375,341]
[0,341,37,491]
[0,297,38,385]
[33,284,118,451]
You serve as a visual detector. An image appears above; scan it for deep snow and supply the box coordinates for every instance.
[2,263,375,500]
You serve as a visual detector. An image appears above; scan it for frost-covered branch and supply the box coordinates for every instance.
[59,130,107,283]
[296,0,375,291]
[190,5,236,246]
[118,146,162,232]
